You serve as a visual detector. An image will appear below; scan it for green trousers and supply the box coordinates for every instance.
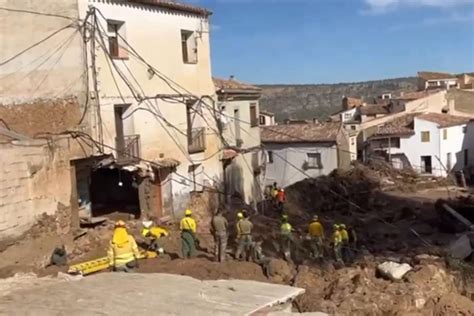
[181,231,196,259]
[310,237,324,259]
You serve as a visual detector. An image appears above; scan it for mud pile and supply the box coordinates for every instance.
[293,257,474,315]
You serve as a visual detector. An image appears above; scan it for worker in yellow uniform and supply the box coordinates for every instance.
[107,220,141,272]
[141,220,168,255]
[280,214,293,261]
[331,224,343,264]
[180,209,197,259]
[339,223,350,262]
[308,215,325,260]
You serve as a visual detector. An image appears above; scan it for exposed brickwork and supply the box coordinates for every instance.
[0,98,81,138]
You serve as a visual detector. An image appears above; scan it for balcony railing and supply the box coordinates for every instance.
[188,127,206,154]
[116,134,141,163]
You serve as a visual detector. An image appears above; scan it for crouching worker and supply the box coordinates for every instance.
[251,240,272,278]
[141,220,169,256]
[108,220,140,272]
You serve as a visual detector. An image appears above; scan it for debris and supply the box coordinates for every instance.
[377,261,412,281]
[448,234,472,260]
[442,204,474,231]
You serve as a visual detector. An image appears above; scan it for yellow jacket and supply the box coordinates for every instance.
[332,230,342,246]
[142,226,169,239]
[107,229,140,267]
[180,216,196,233]
[340,228,349,242]
[308,221,324,238]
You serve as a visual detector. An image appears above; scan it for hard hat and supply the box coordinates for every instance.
[115,220,126,227]
[281,188,285,192]
[142,220,153,229]
[282,214,288,220]
[237,212,243,219]
[333,224,339,229]
[185,209,192,216]
[340,224,347,229]
[312,215,319,221]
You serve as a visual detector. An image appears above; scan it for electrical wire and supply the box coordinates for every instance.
[0,7,77,21]
[0,23,76,67]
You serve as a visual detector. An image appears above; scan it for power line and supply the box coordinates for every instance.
[0,7,77,21]
[0,23,76,67]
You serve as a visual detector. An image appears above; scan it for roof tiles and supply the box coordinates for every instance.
[260,122,340,143]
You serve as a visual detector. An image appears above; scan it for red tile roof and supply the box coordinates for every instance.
[360,104,390,116]
[261,122,340,143]
[393,89,441,101]
[213,77,261,93]
[127,0,211,17]
[343,97,363,108]
[372,113,420,137]
[418,71,457,80]
[417,113,470,127]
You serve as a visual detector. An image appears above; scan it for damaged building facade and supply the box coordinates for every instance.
[0,0,224,240]
[214,77,265,208]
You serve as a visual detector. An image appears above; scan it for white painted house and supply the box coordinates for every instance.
[367,113,470,177]
[259,110,276,126]
[261,122,350,188]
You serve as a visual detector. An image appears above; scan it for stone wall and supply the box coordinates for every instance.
[0,139,73,240]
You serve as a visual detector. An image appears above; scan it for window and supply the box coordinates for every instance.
[259,115,266,125]
[250,103,258,127]
[421,156,432,174]
[107,20,127,59]
[350,137,355,146]
[447,152,452,171]
[186,100,205,153]
[306,153,322,169]
[421,131,430,143]
[351,125,357,131]
[267,151,274,164]
[181,30,197,64]
[343,113,352,120]
[443,129,448,140]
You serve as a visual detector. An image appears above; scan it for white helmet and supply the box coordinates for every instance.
[142,220,153,229]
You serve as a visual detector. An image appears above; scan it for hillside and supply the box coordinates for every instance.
[258,77,418,121]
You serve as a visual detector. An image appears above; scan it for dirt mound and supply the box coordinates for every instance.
[293,260,467,315]
[137,257,267,282]
[433,293,474,316]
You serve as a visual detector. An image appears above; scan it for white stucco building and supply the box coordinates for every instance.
[367,113,470,177]
[0,0,223,240]
[259,110,276,126]
[261,122,350,188]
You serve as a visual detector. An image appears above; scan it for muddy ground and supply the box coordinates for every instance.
[1,163,473,315]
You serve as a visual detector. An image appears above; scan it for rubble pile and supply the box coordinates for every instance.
[293,257,474,315]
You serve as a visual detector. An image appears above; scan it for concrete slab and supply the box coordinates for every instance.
[0,273,305,315]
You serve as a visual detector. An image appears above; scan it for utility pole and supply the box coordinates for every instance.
[89,7,104,153]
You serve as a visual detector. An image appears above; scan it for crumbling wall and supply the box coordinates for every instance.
[0,139,73,240]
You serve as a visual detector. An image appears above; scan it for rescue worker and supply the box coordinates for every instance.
[277,188,286,213]
[280,214,293,261]
[308,215,325,260]
[235,211,253,261]
[271,182,279,207]
[211,208,228,262]
[339,223,350,262]
[141,220,168,255]
[180,209,197,259]
[107,220,140,272]
[331,224,343,264]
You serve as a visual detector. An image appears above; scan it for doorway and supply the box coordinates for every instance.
[420,156,432,174]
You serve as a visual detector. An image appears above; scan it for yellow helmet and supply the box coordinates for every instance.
[237,212,243,219]
[312,215,319,221]
[282,214,288,220]
[185,209,192,216]
[333,224,339,229]
[340,224,347,229]
[115,220,126,227]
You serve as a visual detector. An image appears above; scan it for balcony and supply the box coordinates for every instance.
[188,127,206,154]
[116,134,141,164]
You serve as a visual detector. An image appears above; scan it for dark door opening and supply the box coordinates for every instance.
[90,168,140,218]
[114,105,125,154]
[421,156,432,174]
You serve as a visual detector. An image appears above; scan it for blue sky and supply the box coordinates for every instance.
[188,0,474,84]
